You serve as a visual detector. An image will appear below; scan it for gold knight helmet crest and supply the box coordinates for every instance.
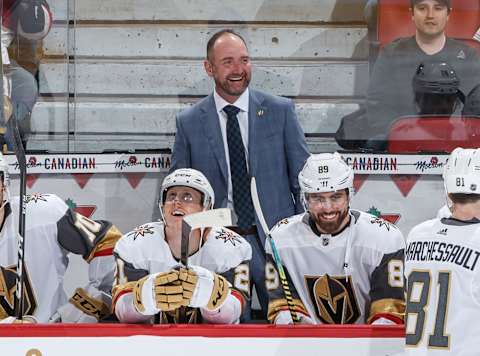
[306,274,360,324]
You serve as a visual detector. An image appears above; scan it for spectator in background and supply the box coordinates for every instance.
[412,61,464,116]
[170,29,309,320]
[365,0,480,151]
[1,0,52,149]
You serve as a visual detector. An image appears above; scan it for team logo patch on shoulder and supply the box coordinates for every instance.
[305,274,360,324]
[273,218,289,230]
[25,193,49,204]
[369,217,395,231]
[128,225,155,240]
[216,229,242,246]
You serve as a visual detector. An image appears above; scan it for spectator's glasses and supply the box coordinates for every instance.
[165,191,202,205]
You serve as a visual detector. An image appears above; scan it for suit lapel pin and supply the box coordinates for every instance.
[257,109,265,117]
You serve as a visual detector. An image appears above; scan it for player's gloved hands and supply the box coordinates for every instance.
[274,310,315,325]
[56,288,112,323]
[178,266,230,311]
[132,270,186,315]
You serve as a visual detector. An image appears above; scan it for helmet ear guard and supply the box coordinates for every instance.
[298,153,354,210]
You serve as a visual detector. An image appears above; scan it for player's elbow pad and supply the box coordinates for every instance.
[200,294,241,324]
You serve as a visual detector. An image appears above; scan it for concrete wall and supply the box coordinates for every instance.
[30,0,368,152]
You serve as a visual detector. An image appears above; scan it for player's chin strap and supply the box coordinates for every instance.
[343,211,355,277]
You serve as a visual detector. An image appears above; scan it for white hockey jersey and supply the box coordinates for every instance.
[405,217,480,356]
[267,210,405,324]
[0,193,122,323]
[113,221,252,323]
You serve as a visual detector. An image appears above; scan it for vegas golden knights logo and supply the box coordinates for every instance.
[160,307,198,324]
[0,265,37,318]
[305,274,360,324]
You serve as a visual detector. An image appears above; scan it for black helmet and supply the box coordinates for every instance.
[413,62,460,95]
[463,84,480,116]
[410,0,451,9]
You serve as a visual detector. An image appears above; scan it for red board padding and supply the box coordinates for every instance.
[0,324,405,338]
[387,115,480,153]
[378,0,480,49]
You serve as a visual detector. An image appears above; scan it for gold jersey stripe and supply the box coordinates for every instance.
[267,298,308,322]
[368,298,405,323]
[112,281,136,306]
[85,225,123,262]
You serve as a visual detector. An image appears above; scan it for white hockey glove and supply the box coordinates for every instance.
[178,266,230,311]
[0,315,37,324]
[371,317,397,325]
[56,288,112,323]
[274,310,315,325]
[132,270,186,315]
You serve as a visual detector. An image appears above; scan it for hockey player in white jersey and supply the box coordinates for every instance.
[0,153,122,323]
[112,168,251,324]
[267,153,405,324]
[405,147,480,355]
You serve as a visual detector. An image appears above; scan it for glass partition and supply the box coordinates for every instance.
[2,0,69,153]
[8,0,477,154]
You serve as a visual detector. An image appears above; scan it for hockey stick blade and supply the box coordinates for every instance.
[182,208,233,230]
[250,177,300,324]
[180,208,233,266]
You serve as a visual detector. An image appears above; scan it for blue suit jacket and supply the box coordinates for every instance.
[171,89,309,244]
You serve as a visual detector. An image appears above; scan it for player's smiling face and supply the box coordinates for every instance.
[307,189,350,234]
[204,33,251,103]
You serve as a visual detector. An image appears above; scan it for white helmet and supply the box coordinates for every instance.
[159,168,214,210]
[443,147,480,195]
[299,153,354,207]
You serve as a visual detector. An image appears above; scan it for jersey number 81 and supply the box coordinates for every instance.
[406,270,451,349]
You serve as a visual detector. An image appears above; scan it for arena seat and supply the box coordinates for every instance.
[387,115,480,153]
[377,0,480,51]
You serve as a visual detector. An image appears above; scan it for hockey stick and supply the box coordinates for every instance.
[250,177,300,324]
[1,5,26,320]
[0,24,27,316]
[178,208,233,322]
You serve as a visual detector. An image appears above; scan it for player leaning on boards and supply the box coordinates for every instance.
[0,153,122,323]
[266,153,406,324]
[112,168,251,324]
[405,148,480,355]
